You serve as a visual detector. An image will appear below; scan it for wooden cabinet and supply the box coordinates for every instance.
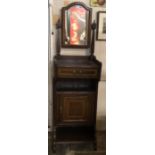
[51,2,102,153]
[52,56,101,152]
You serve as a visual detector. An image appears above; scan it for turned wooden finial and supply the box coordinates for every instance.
[56,19,61,56]
[56,19,61,29]
[91,20,96,30]
[90,20,96,60]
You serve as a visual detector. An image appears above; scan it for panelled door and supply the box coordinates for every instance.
[55,92,96,126]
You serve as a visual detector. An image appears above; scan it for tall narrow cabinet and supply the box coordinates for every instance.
[52,2,102,152]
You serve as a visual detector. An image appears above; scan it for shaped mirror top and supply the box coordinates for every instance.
[61,2,92,48]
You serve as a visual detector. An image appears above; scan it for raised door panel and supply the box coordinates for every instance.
[55,92,96,126]
[63,95,89,122]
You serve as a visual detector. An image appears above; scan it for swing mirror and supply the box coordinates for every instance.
[61,2,92,48]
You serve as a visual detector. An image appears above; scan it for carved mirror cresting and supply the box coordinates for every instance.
[61,2,92,48]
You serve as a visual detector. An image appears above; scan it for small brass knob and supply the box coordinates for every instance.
[79,70,82,73]
[73,69,76,73]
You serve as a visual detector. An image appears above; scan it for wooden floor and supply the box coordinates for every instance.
[48,131,106,155]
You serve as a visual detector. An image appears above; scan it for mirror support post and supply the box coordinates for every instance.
[90,21,96,60]
[56,19,61,56]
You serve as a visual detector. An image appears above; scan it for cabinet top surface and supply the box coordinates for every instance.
[54,56,101,68]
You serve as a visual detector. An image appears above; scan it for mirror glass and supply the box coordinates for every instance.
[64,5,89,46]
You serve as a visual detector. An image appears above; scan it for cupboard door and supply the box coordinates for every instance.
[56,92,96,125]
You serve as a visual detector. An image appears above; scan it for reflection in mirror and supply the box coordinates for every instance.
[64,5,88,46]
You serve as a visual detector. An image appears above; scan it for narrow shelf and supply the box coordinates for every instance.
[55,127,95,144]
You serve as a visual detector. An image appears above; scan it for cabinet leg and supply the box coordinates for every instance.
[94,131,97,151]
[93,141,97,151]
[52,142,56,153]
[52,128,56,153]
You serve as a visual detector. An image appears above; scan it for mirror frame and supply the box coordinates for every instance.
[61,2,92,48]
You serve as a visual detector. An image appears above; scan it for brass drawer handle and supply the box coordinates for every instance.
[79,70,82,73]
[72,69,77,73]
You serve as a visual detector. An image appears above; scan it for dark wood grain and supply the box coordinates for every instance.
[90,21,97,59]
[56,19,61,56]
[52,56,101,152]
